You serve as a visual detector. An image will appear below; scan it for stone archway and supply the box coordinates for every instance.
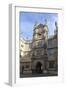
[36,62,43,74]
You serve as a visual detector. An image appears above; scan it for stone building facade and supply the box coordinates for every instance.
[31,23,48,74]
[20,22,58,76]
[20,38,32,75]
[47,22,58,74]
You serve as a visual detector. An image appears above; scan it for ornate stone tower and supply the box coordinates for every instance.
[31,23,48,74]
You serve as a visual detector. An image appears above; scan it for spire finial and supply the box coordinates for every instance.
[55,21,58,31]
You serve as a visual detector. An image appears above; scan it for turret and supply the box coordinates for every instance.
[31,23,48,74]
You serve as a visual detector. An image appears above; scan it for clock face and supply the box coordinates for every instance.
[35,29,39,33]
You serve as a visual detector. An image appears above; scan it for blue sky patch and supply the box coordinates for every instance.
[19,12,58,40]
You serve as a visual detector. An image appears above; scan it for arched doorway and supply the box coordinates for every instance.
[36,62,43,74]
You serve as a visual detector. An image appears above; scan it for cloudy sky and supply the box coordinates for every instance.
[19,12,58,40]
